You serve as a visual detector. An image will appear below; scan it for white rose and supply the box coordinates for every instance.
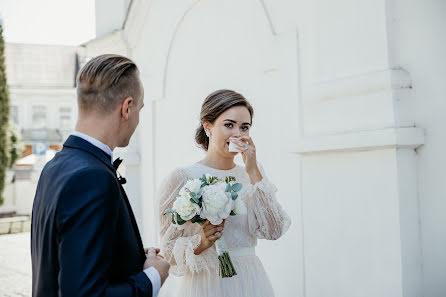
[200,184,233,225]
[179,178,202,196]
[173,195,201,221]
[233,198,247,215]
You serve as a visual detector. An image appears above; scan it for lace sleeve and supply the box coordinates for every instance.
[245,164,291,240]
[157,168,218,276]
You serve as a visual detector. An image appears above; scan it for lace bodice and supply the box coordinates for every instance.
[157,162,291,276]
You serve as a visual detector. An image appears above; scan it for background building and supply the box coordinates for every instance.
[5,43,78,155]
[3,43,78,214]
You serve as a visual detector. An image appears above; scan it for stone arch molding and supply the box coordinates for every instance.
[124,0,278,101]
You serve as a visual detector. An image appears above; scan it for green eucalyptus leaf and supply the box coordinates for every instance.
[189,192,199,204]
[231,192,238,200]
[163,209,176,215]
[176,213,186,225]
[231,183,242,192]
[191,216,206,224]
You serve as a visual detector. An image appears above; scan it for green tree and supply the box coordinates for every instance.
[0,24,11,205]
[7,121,24,168]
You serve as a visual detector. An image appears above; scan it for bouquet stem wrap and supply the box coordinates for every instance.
[215,237,237,278]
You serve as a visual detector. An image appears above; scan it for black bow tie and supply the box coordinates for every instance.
[112,158,127,185]
[113,157,123,170]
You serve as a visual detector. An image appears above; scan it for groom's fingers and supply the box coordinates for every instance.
[146,247,157,259]
[144,247,160,255]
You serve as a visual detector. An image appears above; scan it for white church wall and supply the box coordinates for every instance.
[268,0,423,296]
[301,149,403,297]
[387,1,446,296]
[95,0,130,38]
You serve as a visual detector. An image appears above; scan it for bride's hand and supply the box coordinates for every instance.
[194,220,225,255]
[230,136,262,184]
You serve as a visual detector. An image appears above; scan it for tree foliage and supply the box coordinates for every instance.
[0,24,11,205]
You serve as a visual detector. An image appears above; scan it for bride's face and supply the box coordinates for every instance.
[206,106,252,157]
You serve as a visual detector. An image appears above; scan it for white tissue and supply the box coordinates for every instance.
[228,141,241,153]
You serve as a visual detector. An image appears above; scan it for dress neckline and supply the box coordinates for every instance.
[193,162,239,172]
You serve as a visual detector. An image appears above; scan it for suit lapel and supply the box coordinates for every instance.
[118,184,145,257]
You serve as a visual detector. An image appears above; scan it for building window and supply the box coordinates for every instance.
[32,105,47,129]
[10,105,19,125]
[59,106,72,130]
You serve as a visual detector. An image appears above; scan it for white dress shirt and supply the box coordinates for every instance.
[70,131,161,297]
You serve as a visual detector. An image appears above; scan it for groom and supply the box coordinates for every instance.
[31,54,170,297]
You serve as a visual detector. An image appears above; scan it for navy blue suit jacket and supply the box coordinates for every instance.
[31,136,152,297]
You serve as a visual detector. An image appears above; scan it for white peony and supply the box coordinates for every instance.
[233,198,247,215]
[200,184,233,225]
[179,178,202,196]
[173,195,201,221]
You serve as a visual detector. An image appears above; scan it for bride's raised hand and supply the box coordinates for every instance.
[230,136,262,183]
[194,220,225,255]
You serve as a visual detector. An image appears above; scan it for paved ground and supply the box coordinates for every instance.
[0,232,31,297]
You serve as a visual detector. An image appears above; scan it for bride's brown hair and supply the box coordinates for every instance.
[195,89,254,151]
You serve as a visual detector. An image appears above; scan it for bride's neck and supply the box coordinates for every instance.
[200,152,235,170]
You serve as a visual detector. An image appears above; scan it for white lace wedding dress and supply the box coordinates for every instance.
[157,162,291,297]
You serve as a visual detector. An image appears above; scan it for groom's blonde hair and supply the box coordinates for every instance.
[76,54,141,113]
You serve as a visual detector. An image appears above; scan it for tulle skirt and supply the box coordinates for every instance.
[159,254,275,297]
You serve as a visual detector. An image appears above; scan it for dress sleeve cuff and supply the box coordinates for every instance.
[246,177,278,198]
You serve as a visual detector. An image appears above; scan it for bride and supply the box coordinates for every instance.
[157,89,291,297]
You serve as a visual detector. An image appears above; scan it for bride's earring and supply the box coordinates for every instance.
[205,130,210,137]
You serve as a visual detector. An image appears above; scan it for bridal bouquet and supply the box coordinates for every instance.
[163,174,247,278]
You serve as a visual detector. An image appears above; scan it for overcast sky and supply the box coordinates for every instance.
[0,0,95,45]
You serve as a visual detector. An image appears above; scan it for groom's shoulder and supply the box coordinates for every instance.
[41,148,114,186]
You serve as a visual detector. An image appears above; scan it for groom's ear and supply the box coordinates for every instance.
[121,96,133,120]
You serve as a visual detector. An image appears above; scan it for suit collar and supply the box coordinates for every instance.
[63,135,115,172]
[71,131,113,163]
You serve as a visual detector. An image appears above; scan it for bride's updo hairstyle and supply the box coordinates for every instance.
[195,89,254,151]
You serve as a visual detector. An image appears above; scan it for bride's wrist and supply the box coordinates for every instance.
[193,239,207,255]
[194,243,204,255]
[248,167,262,184]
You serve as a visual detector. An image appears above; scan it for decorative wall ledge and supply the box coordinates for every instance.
[305,68,412,102]
[294,127,425,154]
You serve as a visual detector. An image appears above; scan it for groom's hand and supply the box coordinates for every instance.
[144,247,170,286]
[145,247,161,256]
